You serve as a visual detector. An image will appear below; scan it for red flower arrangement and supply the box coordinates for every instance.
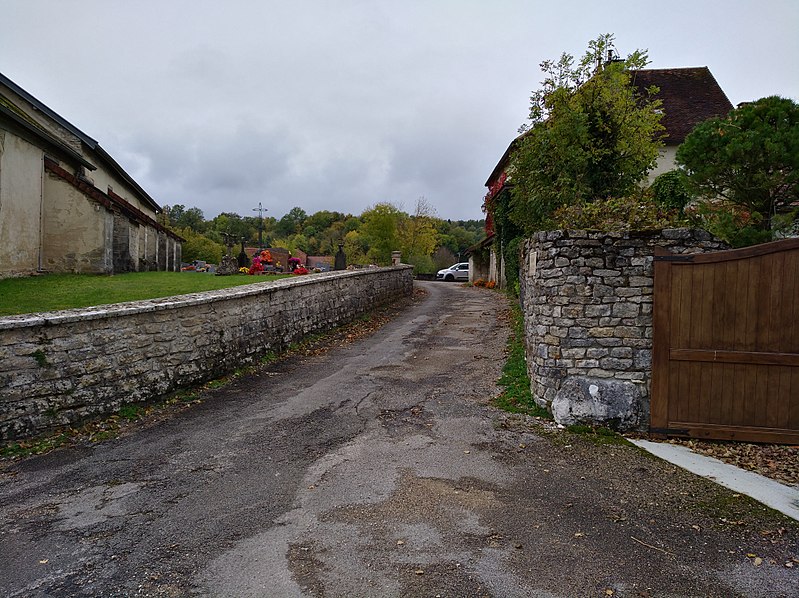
[248,256,264,275]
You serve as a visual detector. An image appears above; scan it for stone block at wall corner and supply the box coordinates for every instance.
[552,376,643,431]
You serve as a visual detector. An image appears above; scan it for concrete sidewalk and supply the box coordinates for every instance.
[630,439,799,522]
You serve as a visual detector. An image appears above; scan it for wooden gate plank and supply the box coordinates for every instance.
[650,247,672,433]
[669,350,799,366]
[651,239,799,444]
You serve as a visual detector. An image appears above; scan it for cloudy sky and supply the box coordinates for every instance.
[1,1,797,221]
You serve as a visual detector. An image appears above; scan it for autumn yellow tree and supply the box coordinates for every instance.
[399,197,438,272]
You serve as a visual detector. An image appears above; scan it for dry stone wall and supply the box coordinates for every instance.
[520,229,726,430]
[0,267,413,440]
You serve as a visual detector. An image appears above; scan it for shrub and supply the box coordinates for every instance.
[684,200,773,247]
[650,170,693,211]
[552,193,686,232]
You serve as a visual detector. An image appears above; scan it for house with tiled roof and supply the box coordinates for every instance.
[629,67,733,182]
[474,66,733,288]
[0,72,182,277]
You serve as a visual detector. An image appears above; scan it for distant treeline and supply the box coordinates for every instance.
[160,199,485,273]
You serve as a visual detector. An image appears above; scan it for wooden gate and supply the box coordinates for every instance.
[651,238,799,444]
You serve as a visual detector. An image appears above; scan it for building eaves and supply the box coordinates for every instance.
[94,145,161,214]
[484,128,532,188]
[0,72,162,214]
[465,232,495,255]
[485,139,516,188]
[0,99,97,171]
[0,72,98,149]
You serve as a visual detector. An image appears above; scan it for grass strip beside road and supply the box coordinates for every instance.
[0,272,292,316]
[493,295,551,418]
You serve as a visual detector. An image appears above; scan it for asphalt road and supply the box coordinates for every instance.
[1,281,797,597]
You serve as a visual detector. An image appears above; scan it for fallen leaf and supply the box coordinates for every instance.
[605,590,614,596]
[754,557,763,566]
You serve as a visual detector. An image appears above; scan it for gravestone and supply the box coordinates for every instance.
[237,238,248,268]
[334,244,346,271]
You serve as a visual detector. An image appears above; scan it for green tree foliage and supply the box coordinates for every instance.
[650,170,693,211]
[177,227,226,263]
[339,229,364,265]
[208,212,256,244]
[159,202,485,269]
[360,203,403,265]
[436,219,484,258]
[274,206,308,237]
[162,205,206,232]
[399,198,439,272]
[304,210,343,235]
[510,34,664,233]
[491,187,525,292]
[271,234,309,255]
[676,95,799,234]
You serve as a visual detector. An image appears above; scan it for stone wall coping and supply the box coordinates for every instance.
[530,228,715,242]
[0,266,413,330]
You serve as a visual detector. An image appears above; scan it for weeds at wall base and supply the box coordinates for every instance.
[492,293,551,419]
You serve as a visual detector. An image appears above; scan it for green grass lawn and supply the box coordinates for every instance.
[0,272,293,317]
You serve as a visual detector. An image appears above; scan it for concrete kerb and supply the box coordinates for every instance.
[629,439,799,522]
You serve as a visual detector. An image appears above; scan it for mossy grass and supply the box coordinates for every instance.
[564,424,632,446]
[31,349,49,367]
[0,271,292,317]
[493,295,551,418]
[1,433,70,458]
[118,404,145,420]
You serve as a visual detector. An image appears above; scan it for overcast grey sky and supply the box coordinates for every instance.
[1,1,797,221]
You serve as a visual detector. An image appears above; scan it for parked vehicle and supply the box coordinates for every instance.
[436,262,469,282]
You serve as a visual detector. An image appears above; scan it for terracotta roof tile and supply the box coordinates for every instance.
[629,67,733,144]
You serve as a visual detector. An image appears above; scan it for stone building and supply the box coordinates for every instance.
[0,72,182,278]
[475,66,733,288]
